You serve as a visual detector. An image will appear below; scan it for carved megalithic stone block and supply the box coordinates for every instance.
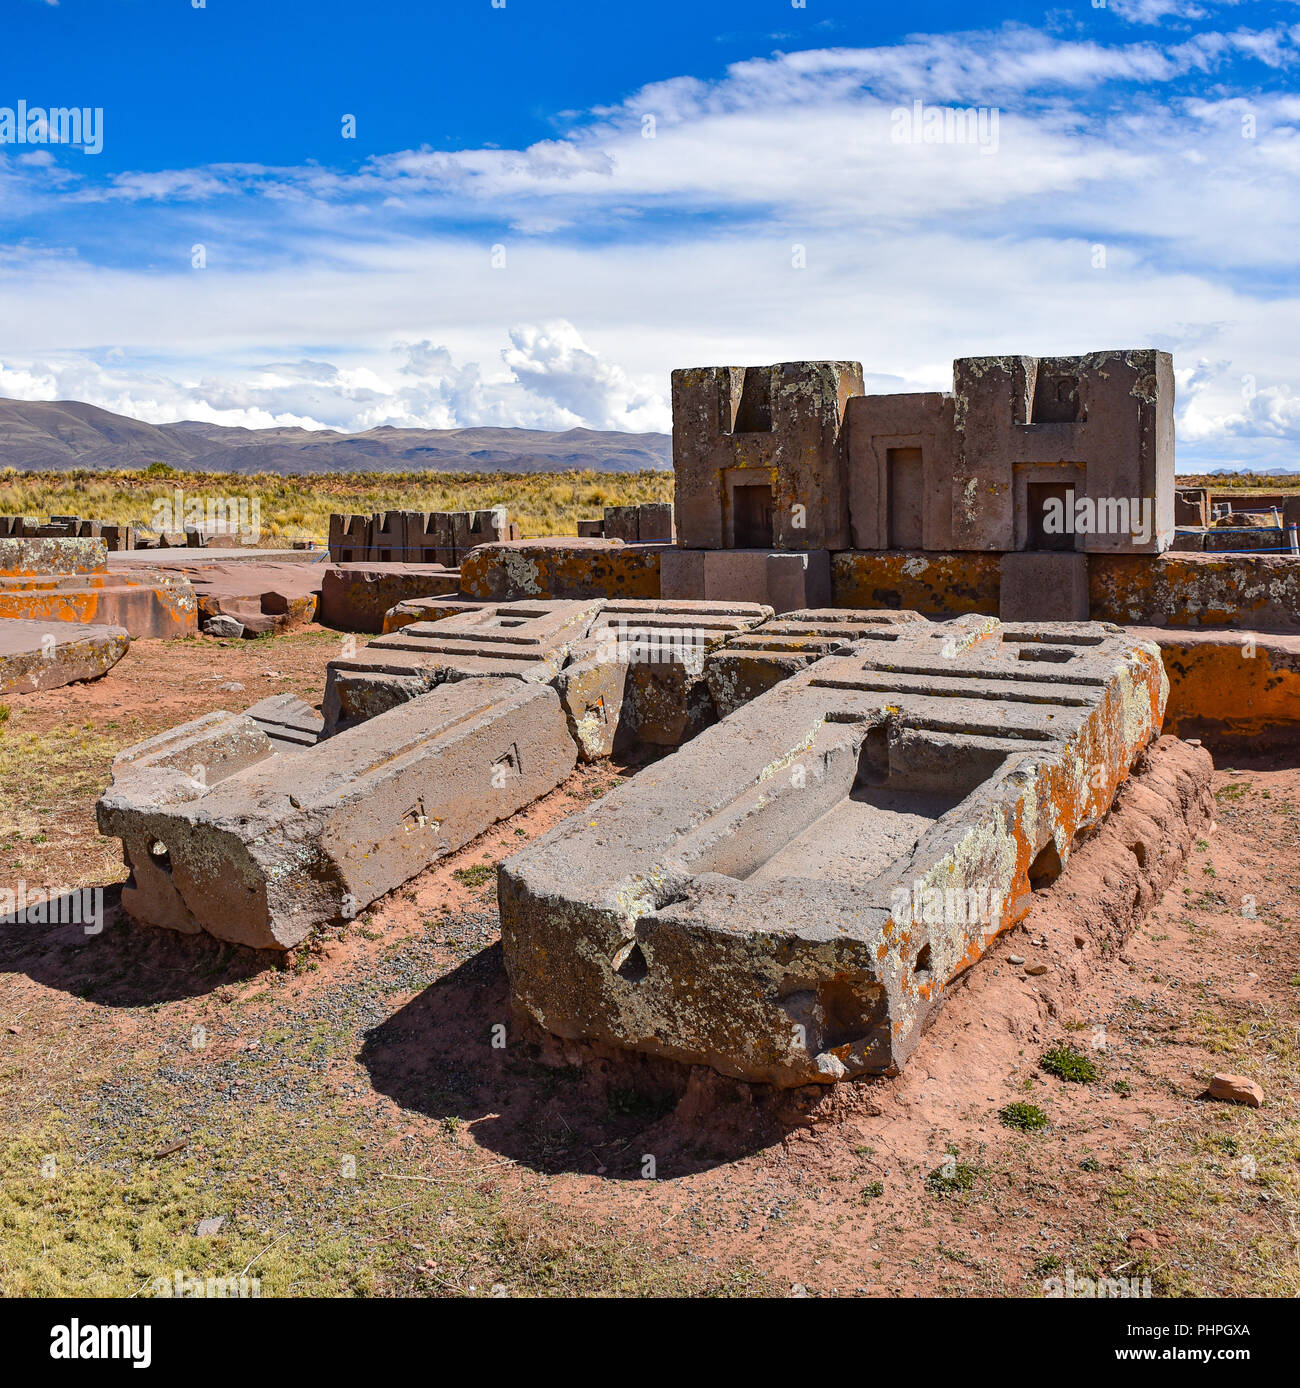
[500,616,1167,1085]
[98,679,576,951]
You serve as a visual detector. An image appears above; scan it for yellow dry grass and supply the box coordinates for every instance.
[0,466,672,546]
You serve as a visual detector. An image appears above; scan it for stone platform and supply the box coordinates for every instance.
[108,548,328,569]
[499,615,1168,1086]
[0,538,196,640]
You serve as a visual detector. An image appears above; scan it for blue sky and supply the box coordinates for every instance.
[2,0,1300,470]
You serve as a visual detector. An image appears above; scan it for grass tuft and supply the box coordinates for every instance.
[1041,1047,1099,1084]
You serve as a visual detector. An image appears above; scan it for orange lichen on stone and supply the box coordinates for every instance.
[0,573,196,638]
[0,536,196,638]
[1091,554,1300,630]
[460,539,667,602]
[1128,625,1300,751]
[831,552,1001,615]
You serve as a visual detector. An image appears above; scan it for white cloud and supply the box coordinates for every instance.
[1111,0,1213,24]
[500,322,665,431]
[0,321,671,434]
[3,21,1300,466]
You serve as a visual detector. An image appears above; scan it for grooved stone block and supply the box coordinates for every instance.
[0,620,130,695]
[244,694,324,752]
[98,679,577,950]
[382,596,489,634]
[323,600,602,732]
[501,616,1167,1086]
[557,599,772,756]
[706,608,926,717]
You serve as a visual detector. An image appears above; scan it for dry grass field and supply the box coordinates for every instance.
[0,467,673,546]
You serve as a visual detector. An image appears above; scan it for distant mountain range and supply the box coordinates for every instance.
[0,397,672,474]
[2,396,1292,480]
[1200,466,1300,476]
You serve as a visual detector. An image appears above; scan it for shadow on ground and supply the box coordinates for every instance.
[358,942,852,1181]
[0,888,282,1005]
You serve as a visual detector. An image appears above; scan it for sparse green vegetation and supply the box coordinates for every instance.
[1041,1047,1099,1084]
[926,1157,979,1196]
[452,863,496,889]
[999,1101,1049,1131]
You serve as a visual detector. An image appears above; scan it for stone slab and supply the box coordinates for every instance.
[557,599,773,756]
[706,608,927,716]
[381,596,487,634]
[98,678,577,950]
[1128,625,1300,752]
[831,551,1003,616]
[0,562,197,639]
[243,693,325,753]
[500,615,1167,1086]
[0,619,130,695]
[459,538,667,602]
[999,552,1090,621]
[660,548,832,613]
[109,548,328,568]
[1091,553,1300,629]
[187,562,323,636]
[323,599,603,732]
[318,563,461,634]
[0,536,109,577]
[833,550,1300,632]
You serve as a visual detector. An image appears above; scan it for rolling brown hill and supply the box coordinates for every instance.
[0,397,671,475]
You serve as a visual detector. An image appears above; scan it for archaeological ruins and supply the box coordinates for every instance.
[4,346,1298,1087]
